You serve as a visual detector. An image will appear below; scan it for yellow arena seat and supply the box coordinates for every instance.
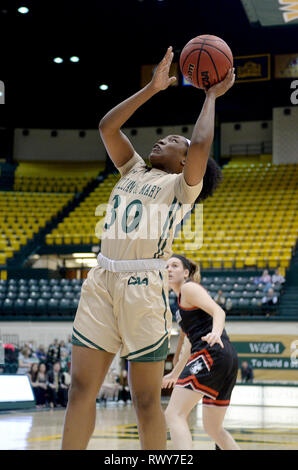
[171,162,298,270]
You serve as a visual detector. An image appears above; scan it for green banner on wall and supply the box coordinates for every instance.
[241,0,298,26]
[238,356,298,370]
[232,341,286,355]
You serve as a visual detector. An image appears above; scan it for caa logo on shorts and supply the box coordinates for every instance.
[128,276,148,286]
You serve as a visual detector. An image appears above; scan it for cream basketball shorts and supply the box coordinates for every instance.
[72,254,172,362]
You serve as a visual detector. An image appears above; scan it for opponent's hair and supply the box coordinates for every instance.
[171,254,201,284]
[185,140,223,202]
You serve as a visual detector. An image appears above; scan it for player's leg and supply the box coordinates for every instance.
[202,405,240,450]
[61,345,115,450]
[128,360,167,450]
[164,387,203,449]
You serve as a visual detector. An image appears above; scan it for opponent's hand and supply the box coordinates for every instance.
[149,46,177,92]
[201,331,224,348]
[206,68,235,98]
[161,372,178,389]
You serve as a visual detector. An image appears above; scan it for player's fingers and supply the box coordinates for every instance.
[165,380,174,389]
[162,46,173,61]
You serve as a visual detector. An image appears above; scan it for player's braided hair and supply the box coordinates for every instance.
[171,254,201,284]
[184,140,223,202]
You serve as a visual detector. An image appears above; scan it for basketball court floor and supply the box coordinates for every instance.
[1,400,298,450]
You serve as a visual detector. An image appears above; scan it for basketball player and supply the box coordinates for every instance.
[61,47,235,450]
[163,254,240,450]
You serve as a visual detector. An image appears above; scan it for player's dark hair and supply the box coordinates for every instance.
[197,157,223,202]
[185,140,223,202]
[171,254,201,284]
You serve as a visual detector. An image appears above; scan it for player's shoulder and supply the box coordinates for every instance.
[181,281,203,294]
[181,281,209,298]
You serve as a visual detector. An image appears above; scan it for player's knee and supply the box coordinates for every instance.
[165,405,187,426]
[131,389,160,415]
[164,406,175,425]
[68,372,94,402]
[203,419,224,439]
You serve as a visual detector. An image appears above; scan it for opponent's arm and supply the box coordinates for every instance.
[162,335,192,388]
[99,47,176,168]
[172,329,186,366]
[181,282,226,348]
[183,69,235,186]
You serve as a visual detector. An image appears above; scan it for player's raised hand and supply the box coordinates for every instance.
[206,68,235,98]
[149,46,177,92]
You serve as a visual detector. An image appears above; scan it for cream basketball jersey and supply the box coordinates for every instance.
[100,152,203,261]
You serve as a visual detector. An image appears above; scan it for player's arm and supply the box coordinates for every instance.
[172,328,186,366]
[99,47,176,169]
[181,282,226,348]
[183,69,235,186]
[162,335,192,388]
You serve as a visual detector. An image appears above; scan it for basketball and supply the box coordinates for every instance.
[179,34,233,89]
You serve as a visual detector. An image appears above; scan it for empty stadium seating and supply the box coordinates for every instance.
[0,278,82,318]
[173,162,298,270]
[0,271,283,319]
[0,161,107,265]
[14,161,105,193]
[45,173,120,245]
[0,160,297,320]
[168,273,283,317]
[0,192,74,265]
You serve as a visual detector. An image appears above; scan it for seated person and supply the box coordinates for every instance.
[214,289,226,307]
[240,360,254,383]
[261,288,278,306]
[47,361,69,408]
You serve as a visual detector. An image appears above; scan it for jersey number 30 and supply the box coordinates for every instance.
[104,195,143,233]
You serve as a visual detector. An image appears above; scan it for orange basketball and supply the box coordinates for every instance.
[180,34,233,89]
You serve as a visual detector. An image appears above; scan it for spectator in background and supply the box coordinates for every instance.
[262,288,278,306]
[28,362,48,407]
[47,339,60,369]
[214,289,226,307]
[28,363,39,401]
[59,340,68,357]
[3,344,18,374]
[98,368,120,404]
[260,270,271,284]
[47,360,69,408]
[35,362,48,407]
[272,268,285,286]
[240,360,254,383]
[225,298,233,312]
[117,369,131,404]
[65,335,73,356]
[255,269,273,294]
[18,345,38,375]
[35,345,47,363]
[60,348,70,373]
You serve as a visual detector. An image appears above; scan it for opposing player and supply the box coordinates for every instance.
[61,47,235,450]
[163,255,239,450]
